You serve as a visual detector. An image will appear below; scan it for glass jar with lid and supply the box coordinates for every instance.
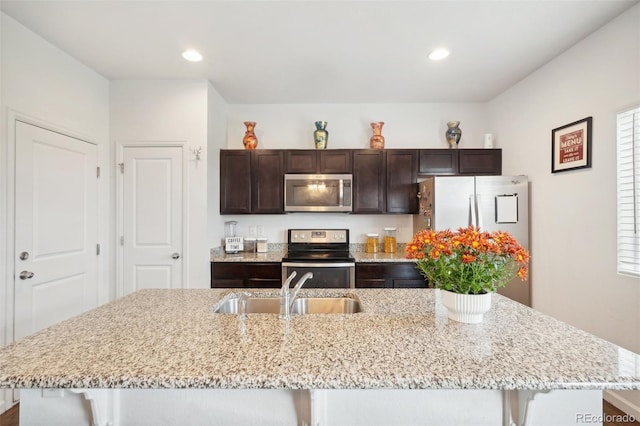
[383,227,397,253]
[366,233,379,253]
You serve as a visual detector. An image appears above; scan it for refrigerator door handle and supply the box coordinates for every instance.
[476,195,483,229]
[469,195,477,227]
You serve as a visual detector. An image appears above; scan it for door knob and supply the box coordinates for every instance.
[19,251,30,261]
[19,271,34,280]
[171,252,180,259]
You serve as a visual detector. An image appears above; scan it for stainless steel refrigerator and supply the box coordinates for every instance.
[413,175,530,306]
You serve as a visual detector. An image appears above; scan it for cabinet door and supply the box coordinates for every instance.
[252,151,284,213]
[356,263,425,288]
[386,150,418,214]
[355,264,389,288]
[418,149,459,175]
[319,150,352,173]
[392,279,428,288]
[220,150,252,214]
[211,262,282,288]
[352,150,385,213]
[355,279,387,288]
[285,150,317,173]
[246,278,282,288]
[458,149,502,175]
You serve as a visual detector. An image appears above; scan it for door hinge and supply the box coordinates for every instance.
[118,162,124,173]
[120,236,124,245]
[96,166,101,178]
[96,243,101,255]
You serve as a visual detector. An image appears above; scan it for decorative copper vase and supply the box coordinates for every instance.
[445,121,462,149]
[243,121,258,150]
[370,122,385,149]
[313,121,328,149]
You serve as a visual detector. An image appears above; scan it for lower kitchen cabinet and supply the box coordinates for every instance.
[355,262,427,288]
[211,262,282,288]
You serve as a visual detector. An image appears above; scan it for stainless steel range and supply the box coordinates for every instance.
[281,229,355,288]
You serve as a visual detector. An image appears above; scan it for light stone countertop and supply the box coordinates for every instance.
[210,244,414,263]
[1,288,639,391]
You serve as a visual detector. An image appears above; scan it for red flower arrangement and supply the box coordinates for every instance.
[405,226,530,295]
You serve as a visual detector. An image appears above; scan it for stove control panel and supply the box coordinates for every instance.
[289,229,349,244]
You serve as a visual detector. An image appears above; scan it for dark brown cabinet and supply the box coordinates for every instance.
[221,148,502,214]
[418,149,501,176]
[418,149,458,175]
[211,262,282,288]
[220,150,252,214]
[355,262,427,288]
[458,149,502,175]
[284,150,352,173]
[352,150,385,213]
[252,150,284,213]
[220,150,284,214]
[353,150,418,214]
[385,150,418,214]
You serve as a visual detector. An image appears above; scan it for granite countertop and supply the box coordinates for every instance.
[211,244,414,263]
[1,288,639,391]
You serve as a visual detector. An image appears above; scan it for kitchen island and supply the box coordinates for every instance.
[1,288,639,425]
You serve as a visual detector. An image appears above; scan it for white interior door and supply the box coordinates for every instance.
[121,146,183,295]
[14,121,99,340]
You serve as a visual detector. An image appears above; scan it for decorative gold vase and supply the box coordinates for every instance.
[243,121,258,150]
[370,122,385,150]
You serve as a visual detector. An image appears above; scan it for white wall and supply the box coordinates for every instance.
[207,83,229,249]
[217,103,489,244]
[110,80,210,288]
[0,12,110,411]
[488,4,640,415]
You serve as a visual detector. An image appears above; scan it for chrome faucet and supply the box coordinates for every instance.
[280,271,313,319]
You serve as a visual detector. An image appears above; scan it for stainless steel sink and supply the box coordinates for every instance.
[213,295,362,314]
[291,297,362,314]
[214,297,280,314]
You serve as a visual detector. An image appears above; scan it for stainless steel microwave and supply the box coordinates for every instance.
[284,174,352,212]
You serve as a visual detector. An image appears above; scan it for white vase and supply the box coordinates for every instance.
[440,290,492,324]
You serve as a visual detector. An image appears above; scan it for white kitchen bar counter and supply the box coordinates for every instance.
[1,289,639,425]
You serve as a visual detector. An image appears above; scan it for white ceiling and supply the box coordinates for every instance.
[2,0,638,104]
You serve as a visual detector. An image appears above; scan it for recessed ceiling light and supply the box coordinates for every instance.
[428,48,450,61]
[182,49,203,62]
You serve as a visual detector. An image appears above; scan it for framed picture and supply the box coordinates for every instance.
[551,116,592,173]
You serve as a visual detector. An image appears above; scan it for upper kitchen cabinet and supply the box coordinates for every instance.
[418,149,458,175]
[458,149,502,175]
[220,150,252,214]
[220,150,284,214]
[385,150,419,214]
[284,149,352,173]
[352,150,385,213]
[418,149,501,176]
[251,150,285,213]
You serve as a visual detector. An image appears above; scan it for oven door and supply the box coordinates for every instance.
[281,262,355,288]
